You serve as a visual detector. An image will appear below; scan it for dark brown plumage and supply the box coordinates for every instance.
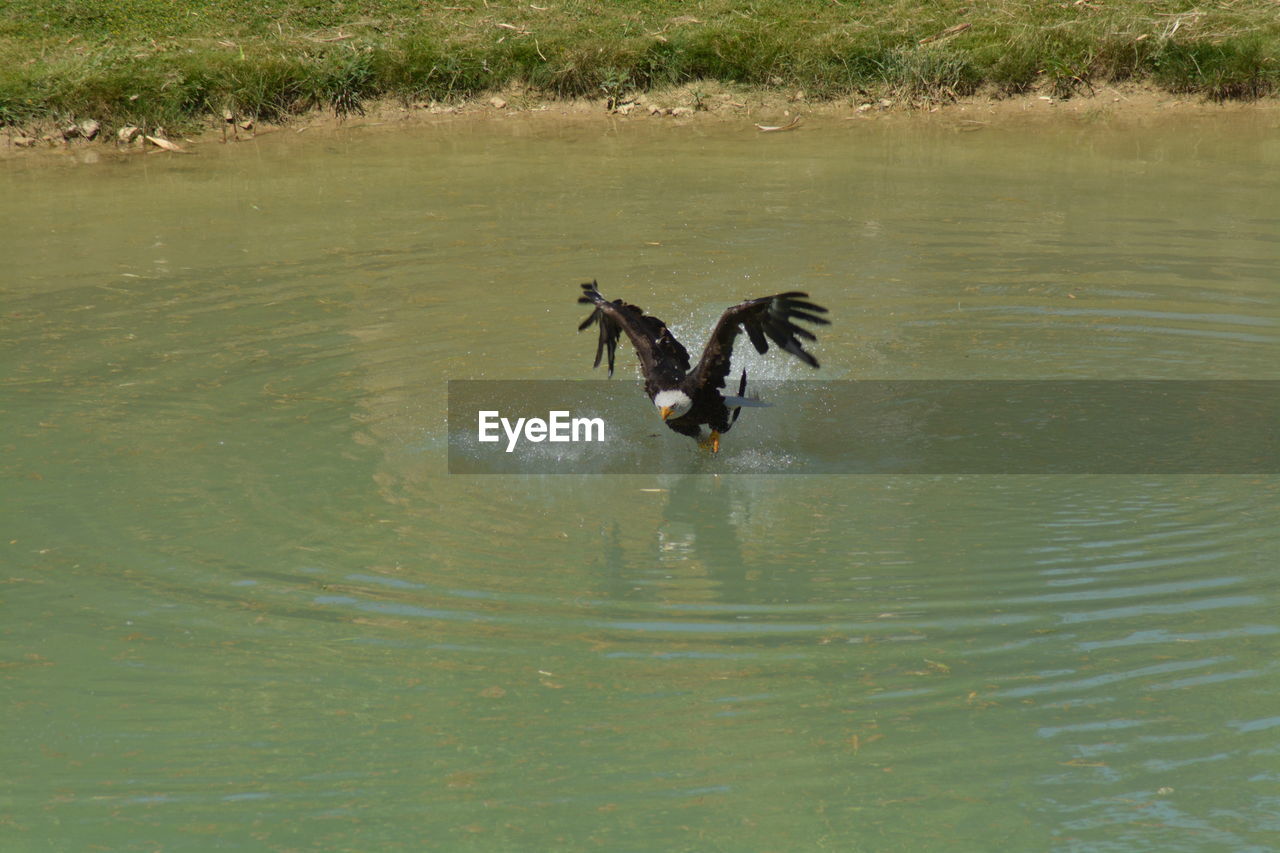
[576,281,829,449]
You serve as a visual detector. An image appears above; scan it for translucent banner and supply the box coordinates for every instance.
[447,380,1279,474]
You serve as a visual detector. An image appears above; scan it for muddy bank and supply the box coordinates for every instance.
[5,82,1277,164]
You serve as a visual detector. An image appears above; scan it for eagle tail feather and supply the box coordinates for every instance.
[727,366,762,425]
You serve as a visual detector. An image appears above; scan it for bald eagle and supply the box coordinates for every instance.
[576,281,829,452]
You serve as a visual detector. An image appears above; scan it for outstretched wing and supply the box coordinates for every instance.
[576,281,691,382]
[691,292,829,391]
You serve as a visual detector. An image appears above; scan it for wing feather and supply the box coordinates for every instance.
[576,281,690,382]
[691,291,829,390]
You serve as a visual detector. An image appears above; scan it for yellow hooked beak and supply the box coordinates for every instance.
[659,406,673,421]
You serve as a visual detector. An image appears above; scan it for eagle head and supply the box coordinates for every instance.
[653,389,693,421]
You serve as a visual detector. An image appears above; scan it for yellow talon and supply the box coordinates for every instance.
[699,431,721,453]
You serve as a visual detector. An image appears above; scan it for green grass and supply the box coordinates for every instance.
[2,0,1278,133]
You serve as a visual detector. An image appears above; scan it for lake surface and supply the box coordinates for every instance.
[4,110,1279,851]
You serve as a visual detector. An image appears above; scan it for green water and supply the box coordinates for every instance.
[3,113,1279,851]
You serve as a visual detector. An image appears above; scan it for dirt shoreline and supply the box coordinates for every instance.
[5,82,1277,163]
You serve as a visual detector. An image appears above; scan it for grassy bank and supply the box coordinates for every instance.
[2,0,1278,135]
